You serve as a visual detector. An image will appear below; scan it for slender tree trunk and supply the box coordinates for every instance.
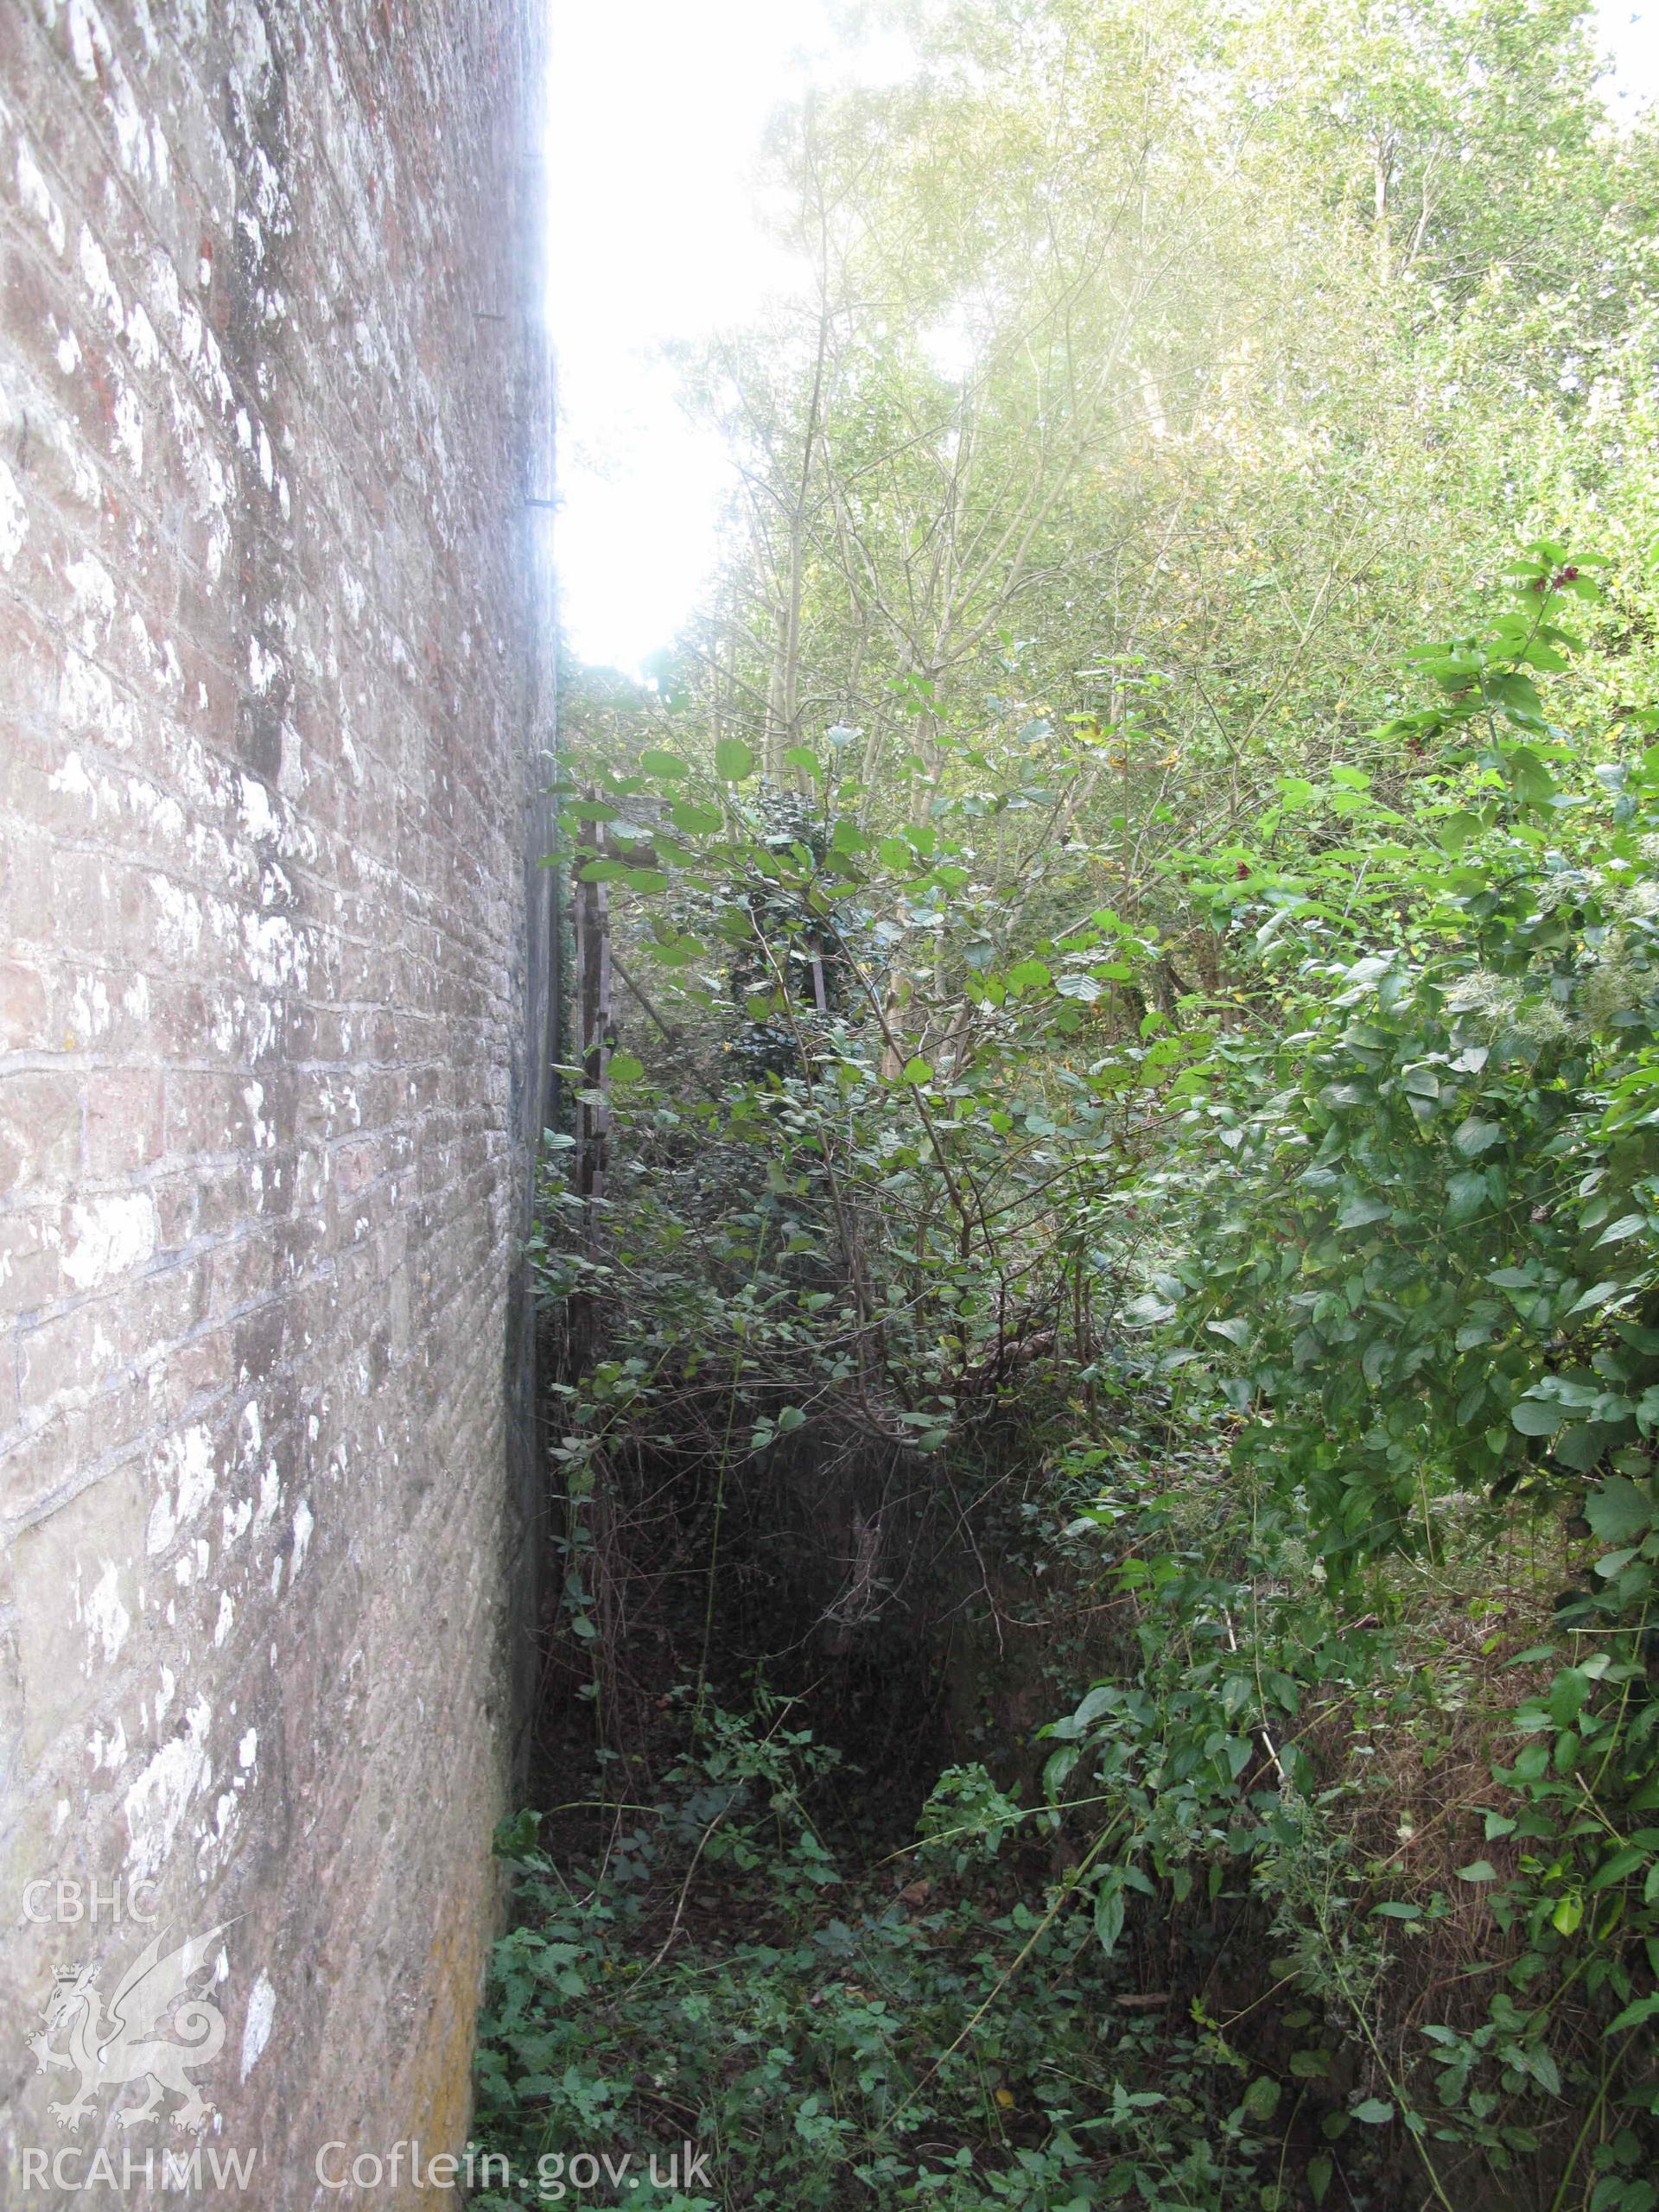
[573,815,613,1262]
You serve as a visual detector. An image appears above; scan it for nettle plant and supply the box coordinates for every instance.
[1075,547,1659,2201]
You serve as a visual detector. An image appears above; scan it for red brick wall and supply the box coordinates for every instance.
[0,2,553,2196]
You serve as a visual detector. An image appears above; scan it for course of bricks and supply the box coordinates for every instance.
[0,1,554,2196]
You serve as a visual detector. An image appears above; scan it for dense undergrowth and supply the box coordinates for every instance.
[474,3,1659,2202]
[471,551,1659,2207]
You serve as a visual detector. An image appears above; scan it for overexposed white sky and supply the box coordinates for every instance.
[548,0,1659,677]
[1602,2,1659,113]
[545,1,911,673]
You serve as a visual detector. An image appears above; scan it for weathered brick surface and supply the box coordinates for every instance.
[0,2,554,2201]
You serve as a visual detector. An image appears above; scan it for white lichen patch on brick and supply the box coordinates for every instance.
[248,636,282,695]
[123,1692,212,1881]
[48,749,96,806]
[0,457,29,569]
[125,300,159,372]
[61,1192,155,1290]
[145,1422,219,1557]
[111,383,143,473]
[289,1497,314,1580]
[239,1969,276,2082]
[250,1459,281,1542]
[88,1718,128,1771]
[81,1560,132,1665]
[69,0,172,189]
[63,549,117,649]
[32,403,104,510]
[67,0,111,86]
[16,139,67,257]
[76,222,124,333]
[58,649,135,747]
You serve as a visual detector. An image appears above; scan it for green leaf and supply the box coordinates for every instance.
[1594,1548,1637,1579]
[1093,1874,1126,1957]
[641,748,691,779]
[1455,1860,1497,1884]
[1547,1669,1589,1726]
[493,1808,542,1857]
[1242,2077,1281,2123]
[1504,741,1554,799]
[1446,1169,1489,1223]
[1588,1846,1646,1891]
[1586,1476,1653,1544]
[1520,2044,1561,2096]
[1552,1421,1605,1471]
[1006,959,1052,994]
[670,801,723,836]
[608,1053,645,1084]
[1511,1398,1567,1436]
[902,1057,934,1084]
[1453,1118,1503,1158]
[648,935,707,968]
[1337,1192,1390,1229]
[1351,2099,1394,2125]
[715,737,755,781]
[1596,1212,1647,1245]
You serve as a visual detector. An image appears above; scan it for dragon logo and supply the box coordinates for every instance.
[29,1923,232,2133]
